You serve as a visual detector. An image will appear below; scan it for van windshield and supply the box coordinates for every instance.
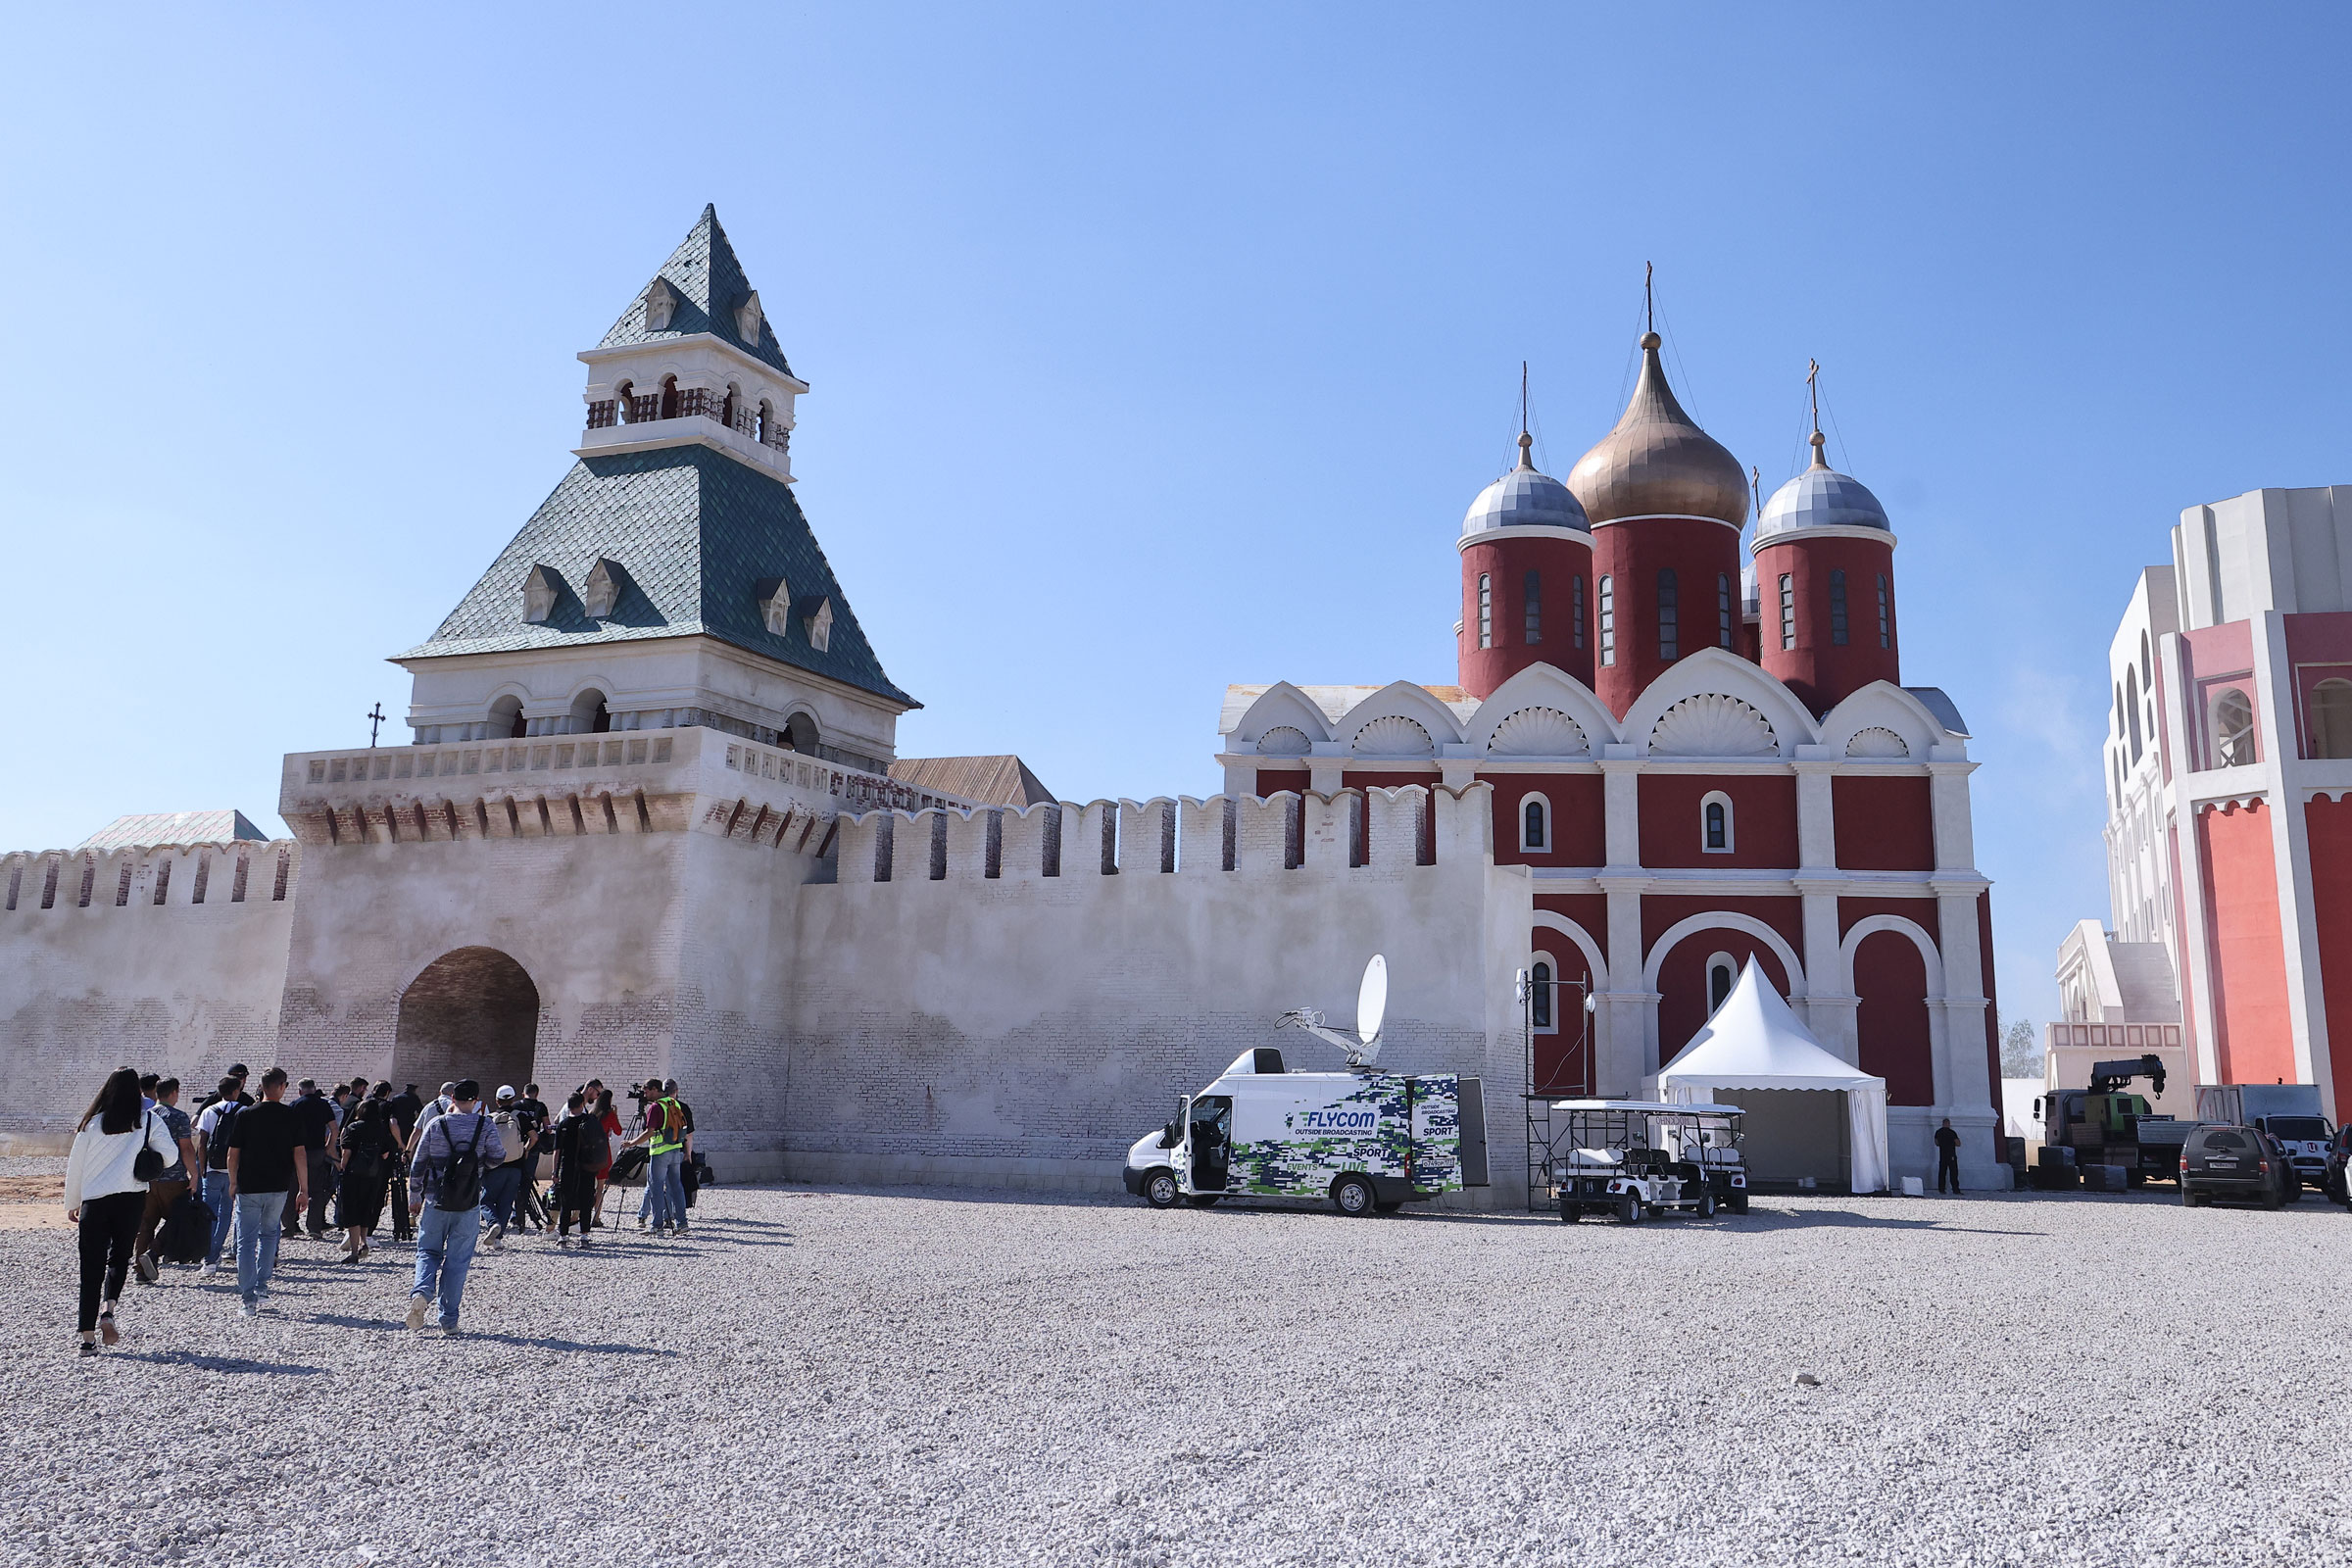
[2266,1117,2328,1141]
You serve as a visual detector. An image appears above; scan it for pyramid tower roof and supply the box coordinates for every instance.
[597,205,797,379]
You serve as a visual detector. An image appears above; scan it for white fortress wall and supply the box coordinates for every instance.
[784,784,1534,1200]
[0,841,302,1149]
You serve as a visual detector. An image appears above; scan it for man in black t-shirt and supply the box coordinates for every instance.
[225,1068,309,1316]
[287,1080,338,1239]
[386,1084,423,1242]
[1934,1118,1963,1195]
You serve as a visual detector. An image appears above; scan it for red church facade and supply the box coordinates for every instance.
[1220,332,2004,1186]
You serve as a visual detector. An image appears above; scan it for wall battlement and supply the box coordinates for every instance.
[828,784,1491,886]
[2,840,300,915]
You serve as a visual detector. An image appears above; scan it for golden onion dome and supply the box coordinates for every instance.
[1566,332,1749,528]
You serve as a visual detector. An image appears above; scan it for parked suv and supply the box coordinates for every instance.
[2324,1125,2352,1206]
[2180,1124,2297,1209]
[2255,1113,2332,1192]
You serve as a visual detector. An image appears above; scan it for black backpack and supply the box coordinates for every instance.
[342,1117,384,1180]
[205,1102,241,1171]
[160,1191,215,1264]
[435,1115,488,1210]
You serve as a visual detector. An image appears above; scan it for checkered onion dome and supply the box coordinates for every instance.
[1461,461,1590,539]
[1757,449,1890,539]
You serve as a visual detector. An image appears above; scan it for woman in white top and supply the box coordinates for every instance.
[64,1067,178,1356]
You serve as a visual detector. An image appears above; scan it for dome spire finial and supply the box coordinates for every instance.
[1805,359,1830,471]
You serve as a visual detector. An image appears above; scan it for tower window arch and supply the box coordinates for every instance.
[613,379,637,424]
[1877,573,1891,648]
[2127,668,2142,764]
[2309,678,2352,759]
[1519,793,1550,853]
[1571,574,1586,650]
[1523,569,1542,645]
[1705,952,1738,1014]
[1476,573,1492,650]
[658,375,680,420]
[1778,574,1795,651]
[721,382,741,432]
[2140,630,2152,686]
[487,694,525,742]
[1598,575,1615,665]
[1717,573,1734,649]
[1657,568,1679,661]
[1700,790,1734,854]
[568,689,611,736]
[1830,568,1849,646]
[1529,955,1557,1033]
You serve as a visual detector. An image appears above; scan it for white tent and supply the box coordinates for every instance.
[1650,959,1891,1195]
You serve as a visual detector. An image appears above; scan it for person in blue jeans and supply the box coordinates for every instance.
[405,1080,505,1334]
[191,1075,245,1272]
[223,1068,309,1317]
[623,1080,690,1236]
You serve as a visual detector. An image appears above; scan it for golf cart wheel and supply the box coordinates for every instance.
[1730,1192,1748,1214]
[1616,1192,1642,1225]
[1558,1200,1578,1225]
[1697,1192,1717,1218]
[1332,1174,1377,1217]
[1142,1169,1181,1209]
[1185,1194,1222,1207]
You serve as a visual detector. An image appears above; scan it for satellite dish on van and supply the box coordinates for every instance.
[1356,955,1388,1050]
[1275,954,1390,1069]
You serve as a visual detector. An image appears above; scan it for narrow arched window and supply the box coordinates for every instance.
[2127,668,2142,764]
[1708,958,1736,1013]
[1717,573,1734,649]
[2213,688,2255,767]
[721,382,739,431]
[1598,575,1615,665]
[1523,570,1542,645]
[1531,960,1554,1030]
[659,374,679,420]
[2140,630,2152,686]
[613,379,637,424]
[1657,568,1679,661]
[2310,679,2352,759]
[1571,574,1586,650]
[1701,791,1734,854]
[1778,574,1795,651]
[1476,574,1492,650]
[1877,573,1891,648]
[488,695,525,741]
[1522,796,1548,852]
[1830,568,1849,646]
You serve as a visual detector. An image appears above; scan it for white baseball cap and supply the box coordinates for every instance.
[497,1085,516,1101]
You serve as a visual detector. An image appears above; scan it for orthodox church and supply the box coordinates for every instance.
[0,210,2004,1196]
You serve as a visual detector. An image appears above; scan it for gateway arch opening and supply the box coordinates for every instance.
[394,948,539,1096]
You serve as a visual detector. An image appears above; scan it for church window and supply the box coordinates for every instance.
[1597,576,1614,665]
[1877,573,1891,648]
[2309,679,2352,759]
[1523,570,1542,644]
[1530,959,1554,1031]
[1778,574,1795,651]
[612,380,636,424]
[758,399,779,446]
[1830,569,1849,646]
[1707,955,1737,1013]
[522,564,561,624]
[1520,794,1549,853]
[758,577,794,635]
[1657,568,1679,661]
[2140,630,2152,686]
[1717,573,1734,649]
[721,383,740,433]
[1701,791,1734,853]
[1571,574,1586,650]
[568,689,610,736]
[1476,574,1492,650]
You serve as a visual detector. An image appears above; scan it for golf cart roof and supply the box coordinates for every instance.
[1546,1099,1746,1116]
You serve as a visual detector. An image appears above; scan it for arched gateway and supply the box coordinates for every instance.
[393,948,539,1095]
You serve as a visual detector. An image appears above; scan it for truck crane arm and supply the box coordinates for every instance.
[2087,1054,2167,1098]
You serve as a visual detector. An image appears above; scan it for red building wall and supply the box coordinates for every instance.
[1458,534,1594,698]
[2303,796,2352,1117]
[1753,534,1899,714]
[1489,772,1605,865]
[2196,802,2296,1085]
[1833,776,1936,871]
[1853,929,1934,1105]
[1252,769,1310,798]
[1639,774,1798,868]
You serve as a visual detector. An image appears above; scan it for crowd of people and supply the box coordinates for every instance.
[60,1062,700,1353]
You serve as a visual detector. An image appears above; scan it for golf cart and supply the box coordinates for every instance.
[1545,1100,1748,1224]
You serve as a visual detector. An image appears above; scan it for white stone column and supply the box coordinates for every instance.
[1594,747,1650,1088]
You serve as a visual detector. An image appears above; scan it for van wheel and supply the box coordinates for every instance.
[1616,1192,1642,1225]
[1332,1175,1376,1216]
[1185,1194,1221,1207]
[1142,1169,1180,1209]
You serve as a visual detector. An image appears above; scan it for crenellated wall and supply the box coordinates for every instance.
[0,840,303,1148]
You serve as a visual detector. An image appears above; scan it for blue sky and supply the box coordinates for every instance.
[5,4,2350,1029]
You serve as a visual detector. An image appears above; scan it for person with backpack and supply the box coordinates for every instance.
[335,1095,396,1261]
[404,1079,505,1334]
[385,1082,420,1242]
[624,1079,691,1237]
[63,1067,180,1355]
[551,1091,607,1246]
[191,1075,245,1273]
[130,1076,200,1284]
[480,1087,531,1248]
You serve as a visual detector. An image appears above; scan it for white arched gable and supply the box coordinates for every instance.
[1619,648,1819,760]
[1838,913,1946,998]
[563,673,623,708]
[1533,910,1608,987]
[1225,682,1336,750]
[1464,662,1619,755]
[1336,681,1467,753]
[1820,682,1949,761]
[1642,910,1807,998]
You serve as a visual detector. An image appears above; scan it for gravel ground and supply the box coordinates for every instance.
[2,1182,2347,1567]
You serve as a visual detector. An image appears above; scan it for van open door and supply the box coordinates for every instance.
[1458,1078,1490,1187]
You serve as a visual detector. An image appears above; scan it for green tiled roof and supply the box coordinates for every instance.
[598,205,796,377]
[399,445,915,710]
